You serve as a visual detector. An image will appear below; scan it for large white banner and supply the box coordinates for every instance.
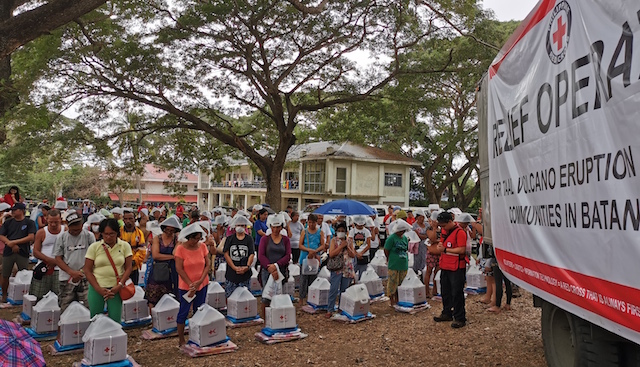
[488,0,640,344]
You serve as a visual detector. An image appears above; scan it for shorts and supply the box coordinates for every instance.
[426,253,440,268]
[58,278,89,312]
[29,270,60,300]
[2,253,29,278]
[386,269,407,296]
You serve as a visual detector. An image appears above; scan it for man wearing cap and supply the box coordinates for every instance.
[120,210,146,285]
[111,207,124,227]
[433,211,468,328]
[0,202,37,303]
[348,215,372,279]
[30,209,65,300]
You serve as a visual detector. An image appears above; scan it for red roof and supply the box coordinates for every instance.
[142,164,198,183]
[108,193,197,203]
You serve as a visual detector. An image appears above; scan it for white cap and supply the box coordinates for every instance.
[253,204,263,211]
[230,215,252,227]
[0,203,11,211]
[267,213,285,227]
[455,213,476,223]
[178,223,207,242]
[352,215,367,226]
[213,214,227,226]
[160,216,182,231]
[365,217,375,227]
[86,213,106,225]
[197,220,211,233]
[390,219,412,233]
[140,208,149,216]
[201,211,212,220]
[110,207,124,215]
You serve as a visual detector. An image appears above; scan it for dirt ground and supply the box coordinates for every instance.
[1,289,546,367]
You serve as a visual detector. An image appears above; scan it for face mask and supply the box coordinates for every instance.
[236,226,245,234]
[92,225,99,232]
[337,232,346,239]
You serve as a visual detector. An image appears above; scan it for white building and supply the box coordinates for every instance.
[197,142,420,211]
[108,164,198,205]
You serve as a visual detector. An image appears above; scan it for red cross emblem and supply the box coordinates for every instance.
[74,330,79,335]
[167,316,174,321]
[553,16,566,51]
[244,306,249,311]
[104,347,110,353]
[47,318,52,323]
[209,328,216,335]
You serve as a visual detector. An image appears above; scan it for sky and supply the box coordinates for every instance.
[482,0,540,21]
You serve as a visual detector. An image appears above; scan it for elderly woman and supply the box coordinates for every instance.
[175,223,211,347]
[326,221,356,317]
[384,219,412,307]
[84,218,133,322]
[145,216,182,307]
[258,214,291,317]
[223,215,255,298]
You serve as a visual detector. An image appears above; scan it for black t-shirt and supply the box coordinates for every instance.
[0,218,37,257]
[223,234,255,283]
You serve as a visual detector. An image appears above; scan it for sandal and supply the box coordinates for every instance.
[487,306,501,313]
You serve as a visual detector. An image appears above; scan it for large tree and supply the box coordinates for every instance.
[28,0,478,210]
[311,16,518,210]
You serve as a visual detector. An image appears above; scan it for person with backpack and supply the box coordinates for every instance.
[433,211,468,329]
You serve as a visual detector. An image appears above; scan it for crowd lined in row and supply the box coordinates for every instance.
[1,186,514,345]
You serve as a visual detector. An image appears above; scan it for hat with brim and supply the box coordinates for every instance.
[65,212,83,225]
[122,207,134,213]
[150,207,162,215]
[352,215,367,226]
[390,219,412,233]
[213,214,227,226]
[197,220,211,233]
[0,203,11,211]
[414,209,426,218]
[267,214,285,227]
[110,207,124,215]
[201,211,212,220]
[179,223,207,242]
[11,202,26,211]
[455,213,476,223]
[146,220,163,236]
[365,217,375,227]
[279,211,292,223]
[160,216,182,231]
[140,208,149,217]
[230,215,251,227]
[87,213,106,225]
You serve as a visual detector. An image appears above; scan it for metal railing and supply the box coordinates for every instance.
[199,180,300,190]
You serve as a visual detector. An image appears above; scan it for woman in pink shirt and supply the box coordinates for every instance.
[174,223,211,347]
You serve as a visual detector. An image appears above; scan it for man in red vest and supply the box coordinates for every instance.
[433,211,468,328]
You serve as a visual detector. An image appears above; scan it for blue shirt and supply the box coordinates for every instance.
[254,219,268,247]
[298,229,321,264]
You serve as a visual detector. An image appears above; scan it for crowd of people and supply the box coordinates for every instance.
[0,185,512,346]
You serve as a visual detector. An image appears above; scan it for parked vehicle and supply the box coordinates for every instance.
[477,1,640,365]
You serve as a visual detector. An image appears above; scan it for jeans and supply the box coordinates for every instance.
[494,265,512,307]
[299,274,317,300]
[328,271,352,311]
[440,268,466,322]
[177,287,207,324]
[224,279,251,299]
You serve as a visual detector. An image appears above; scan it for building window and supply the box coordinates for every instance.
[303,162,325,193]
[385,173,402,187]
[336,167,347,193]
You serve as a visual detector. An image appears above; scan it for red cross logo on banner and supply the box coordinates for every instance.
[553,16,566,51]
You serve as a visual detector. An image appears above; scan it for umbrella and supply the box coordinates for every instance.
[0,320,46,367]
[313,199,376,216]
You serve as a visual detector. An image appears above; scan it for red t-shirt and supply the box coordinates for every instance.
[439,226,467,270]
[174,243,210,291]
[176,205,184,218]
[3,193,15,207]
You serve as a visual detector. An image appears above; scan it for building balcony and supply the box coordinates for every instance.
[198,180,300,191]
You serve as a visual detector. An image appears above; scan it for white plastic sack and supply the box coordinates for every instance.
[33,291,59,312]
[154,293,180,312]
[59,301,90,324]
[15,269,33,284]
[401,268,419,285]
[301,258,319,275]
[82,314,123,343]
[261,264,284,301]
[317,266,331,280]
[130,286,145,301]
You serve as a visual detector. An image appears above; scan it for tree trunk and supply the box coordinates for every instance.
[0,1,16,142]
[263,165,282,212]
